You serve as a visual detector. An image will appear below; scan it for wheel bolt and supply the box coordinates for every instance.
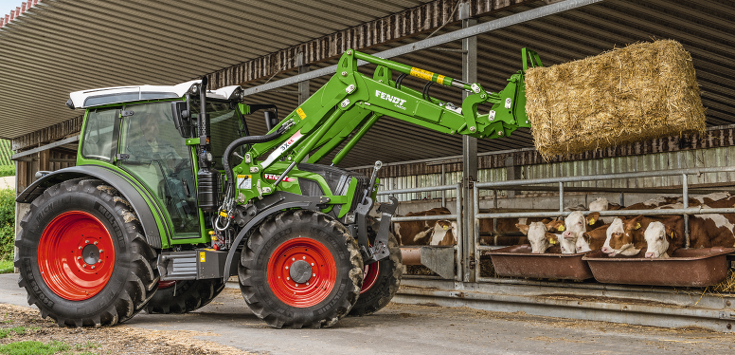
[91,266,96,270]
[78,247,82,250]
[295,283,299,287]
[94,241,98,245]
[292,257,295,261]
[99,250,103,253]
[311,263,314,266]
[286,277,290,280]
[82,264,87,268]
[285,266,289,269]
[306,282,309,286]
[313,273,316,277]
[77,256,81,260]
[302,256,306,259]
[85,240,89,244]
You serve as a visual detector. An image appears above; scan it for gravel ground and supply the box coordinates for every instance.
[0,304,249,355]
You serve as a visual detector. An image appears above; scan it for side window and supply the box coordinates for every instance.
[81,108,117,161]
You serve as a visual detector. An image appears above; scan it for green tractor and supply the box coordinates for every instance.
[15,49,542,328]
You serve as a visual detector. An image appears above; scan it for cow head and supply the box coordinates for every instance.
[518,222,553,253]
[602,216,644,256]
[588,197,609,212]
[561,211,600,254]
[644,220,679,258]
[430,220,457,246]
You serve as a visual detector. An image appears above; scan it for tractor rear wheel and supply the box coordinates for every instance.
[239,210,363,328]
[146,279,226,314]
[348,232,402,317]
[15,178,159,327]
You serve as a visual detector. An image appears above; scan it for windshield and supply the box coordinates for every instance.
[190,100,248,169]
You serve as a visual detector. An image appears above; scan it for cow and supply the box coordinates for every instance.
[588,197,623,224]
[516,220,567,253]
[395,207,453,246]
[430,219,458,246]
[560,211,601,254]
[644,208,735,258]
[581,223,609,251]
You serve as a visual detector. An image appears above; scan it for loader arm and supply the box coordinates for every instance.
[234,48,541,204]
[249,49,541,164]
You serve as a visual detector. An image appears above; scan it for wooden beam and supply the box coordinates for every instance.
[11,115,83,151]
[11,135,80,160]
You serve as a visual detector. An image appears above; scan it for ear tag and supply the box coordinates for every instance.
[549,239,557,245]
[634,223,641,230]
[588,218,596,225]
[669,232,674,239]
[443,225,449,231]
[557,225,565,232]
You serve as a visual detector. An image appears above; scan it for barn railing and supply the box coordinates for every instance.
[473,165,735,283]
[377,184,462,281]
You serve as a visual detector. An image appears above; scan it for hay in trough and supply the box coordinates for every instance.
[525,40,706,159]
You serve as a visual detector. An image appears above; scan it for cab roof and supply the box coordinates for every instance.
[67,80,243,109]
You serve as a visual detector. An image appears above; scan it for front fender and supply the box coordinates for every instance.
[16,165,169,249]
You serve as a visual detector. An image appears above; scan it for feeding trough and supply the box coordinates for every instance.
[486,245,593,281]
[583,247,735,287]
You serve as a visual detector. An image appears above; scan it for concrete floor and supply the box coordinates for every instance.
[1,273,733,354]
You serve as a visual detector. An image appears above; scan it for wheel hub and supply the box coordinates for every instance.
[289,260,312,284]
[82,244,100,265]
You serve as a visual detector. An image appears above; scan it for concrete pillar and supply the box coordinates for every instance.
[460,2,477,283]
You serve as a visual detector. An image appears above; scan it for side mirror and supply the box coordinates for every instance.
[171,101,191,138]
[264,111,279,131]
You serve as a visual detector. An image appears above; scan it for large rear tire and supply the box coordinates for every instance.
[239,210,363,328]
[146,279,226,314]
[15,178,159,327]
[348,232,402,317]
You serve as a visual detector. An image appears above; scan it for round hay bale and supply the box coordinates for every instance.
[525,40,706,159]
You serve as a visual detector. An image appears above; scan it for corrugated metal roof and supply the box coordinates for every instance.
[0,0,432,139]
[239,0,735,167]
[3,0,735,170]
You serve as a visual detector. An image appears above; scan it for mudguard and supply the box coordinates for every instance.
[16,165,168,249]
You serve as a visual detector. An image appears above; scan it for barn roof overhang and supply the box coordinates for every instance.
[4,0,735,168]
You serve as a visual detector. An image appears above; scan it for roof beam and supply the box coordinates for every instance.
[206,0,537,89]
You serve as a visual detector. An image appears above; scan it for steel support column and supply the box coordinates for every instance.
[296,53,310,105]
[460,2,477,283]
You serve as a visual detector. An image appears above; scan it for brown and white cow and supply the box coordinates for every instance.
[588,197,622,224]
[644,208,735,258]
[395,207,453,246]
[560,211,601,254]
[516,220,566,253]
[430,220,458,246]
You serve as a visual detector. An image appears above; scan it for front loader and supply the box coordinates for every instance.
[15,48,543,328]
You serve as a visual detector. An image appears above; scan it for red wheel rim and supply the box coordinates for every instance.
[361,262,380,294]
[158,280,177,289]
[37,211,116,301]
[267,237,337,308]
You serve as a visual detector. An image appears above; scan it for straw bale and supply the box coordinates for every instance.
[525,40,706,159]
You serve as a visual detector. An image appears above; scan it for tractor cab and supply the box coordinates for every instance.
[69,81,253,241]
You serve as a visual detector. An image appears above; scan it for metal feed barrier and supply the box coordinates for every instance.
[377,184,462,281]
[378,165,735,332]
[473,165,735,283]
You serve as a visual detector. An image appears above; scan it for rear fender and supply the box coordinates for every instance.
[16,165,168,249]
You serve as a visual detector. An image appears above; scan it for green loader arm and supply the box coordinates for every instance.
[240,48,541,199]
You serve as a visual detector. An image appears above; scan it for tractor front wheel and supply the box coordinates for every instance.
[146,279,226,314]
[239,210,363,328]
[15,178,159,327]
[349,232,402,317]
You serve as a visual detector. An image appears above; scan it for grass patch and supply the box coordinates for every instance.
[0,261,13,274]
[0,340,70,355]
[74,341,99,351]
[0,326,36,339]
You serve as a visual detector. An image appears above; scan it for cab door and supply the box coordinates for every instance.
[116,102,200,237]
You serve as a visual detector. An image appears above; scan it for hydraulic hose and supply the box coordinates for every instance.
[222,123,292,202]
